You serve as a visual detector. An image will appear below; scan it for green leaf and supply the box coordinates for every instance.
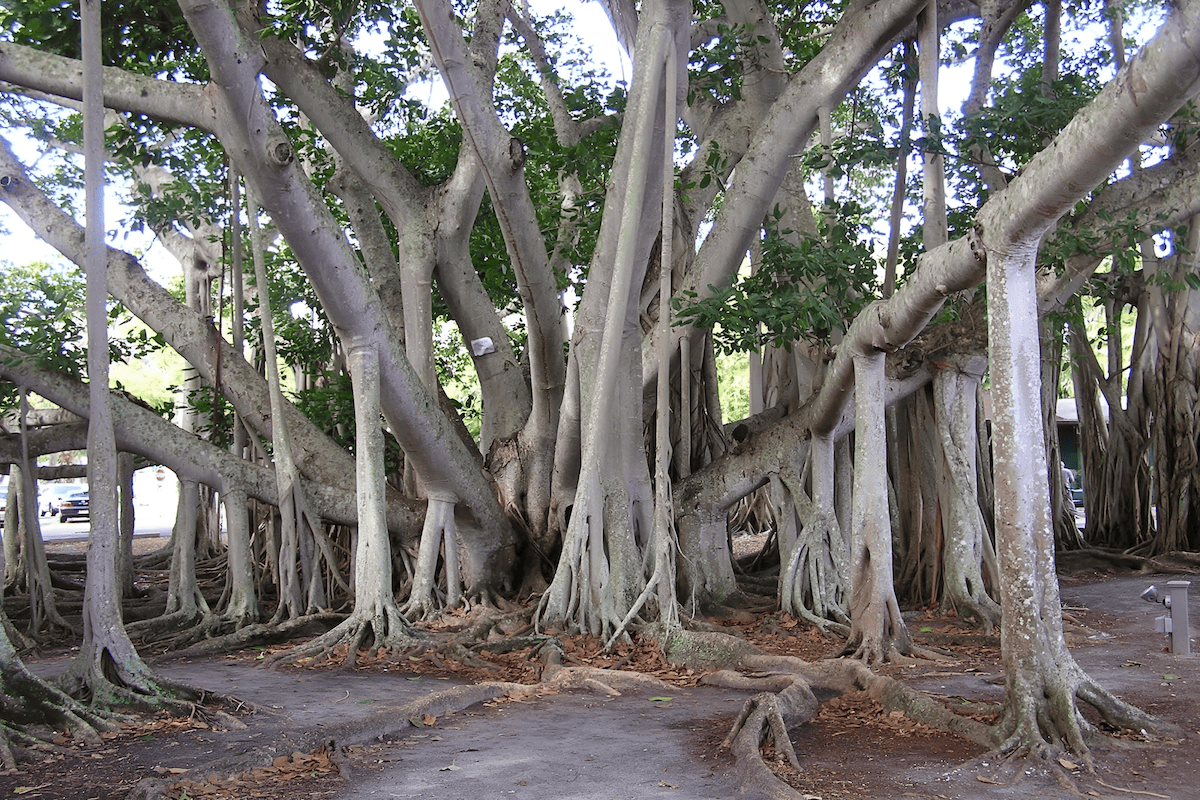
[1164,674,1181,681]
[649,696,673,702]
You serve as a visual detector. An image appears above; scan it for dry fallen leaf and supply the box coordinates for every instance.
[1058,756,1080,770]
[422,713,437,726]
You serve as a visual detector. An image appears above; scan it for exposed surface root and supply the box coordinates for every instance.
[679,628,997,799]
[125,638,686,800]
[538,642,673,695]
[124,608,205,644]
[264,607,422,670]
[156,613,344,660]
[127,679,537,800]
[0,660,115,769]
[1056,547,1200,575]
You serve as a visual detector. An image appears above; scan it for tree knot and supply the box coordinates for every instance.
[266,137,294,167]
[508,137,526,171]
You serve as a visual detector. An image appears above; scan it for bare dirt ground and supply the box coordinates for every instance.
[3,544,1198,800]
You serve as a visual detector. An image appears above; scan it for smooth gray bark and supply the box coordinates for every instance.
[844,351,911,664]
[177,0,515,595]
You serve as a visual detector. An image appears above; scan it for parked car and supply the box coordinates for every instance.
[59,489,89,523]
[41,484,82,517]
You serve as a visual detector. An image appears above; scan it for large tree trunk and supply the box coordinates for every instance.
[1039,312,1085,550]
[842,350,912,664]
[14,410,69,636]
[778,433,849,631]
[245,188,336,620]
[1149,219,1200,553]
[1079,289,1154,549]
[932,356,1000,631]
[270,344,417,667]
[988,234,1155,757]
[538,0,690,636]
[59,0,198,711]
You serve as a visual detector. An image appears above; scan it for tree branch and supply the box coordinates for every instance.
[0,42,215,132]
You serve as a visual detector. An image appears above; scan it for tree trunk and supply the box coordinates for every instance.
[15,407,68,635]
[1149,218,1200,553]
[778,433,849,630]
[270,344,416,667]
[843,349,912,664]
[178,0,515,597]
[60,0,197,711]
[932,356,1000,631]
[539,0,689,635]
[987,225,1154,761]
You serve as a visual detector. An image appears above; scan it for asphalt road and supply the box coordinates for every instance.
[35,506,174,541]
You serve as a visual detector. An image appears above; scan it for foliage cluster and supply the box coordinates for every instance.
[675,201,878,355]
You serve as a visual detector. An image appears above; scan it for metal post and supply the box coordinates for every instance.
[1167,580,1192,656]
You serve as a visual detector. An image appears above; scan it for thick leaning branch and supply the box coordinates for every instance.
[252,24,533,448]
[413,0,566,428]
[0,135,362,499]
[643,0,927,391]
[0,349,374,529]
[0,41,214,132]
[809,3,1200,435]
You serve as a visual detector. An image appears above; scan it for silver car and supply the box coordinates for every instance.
[59,489,90,523]
[41,484,82,517]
